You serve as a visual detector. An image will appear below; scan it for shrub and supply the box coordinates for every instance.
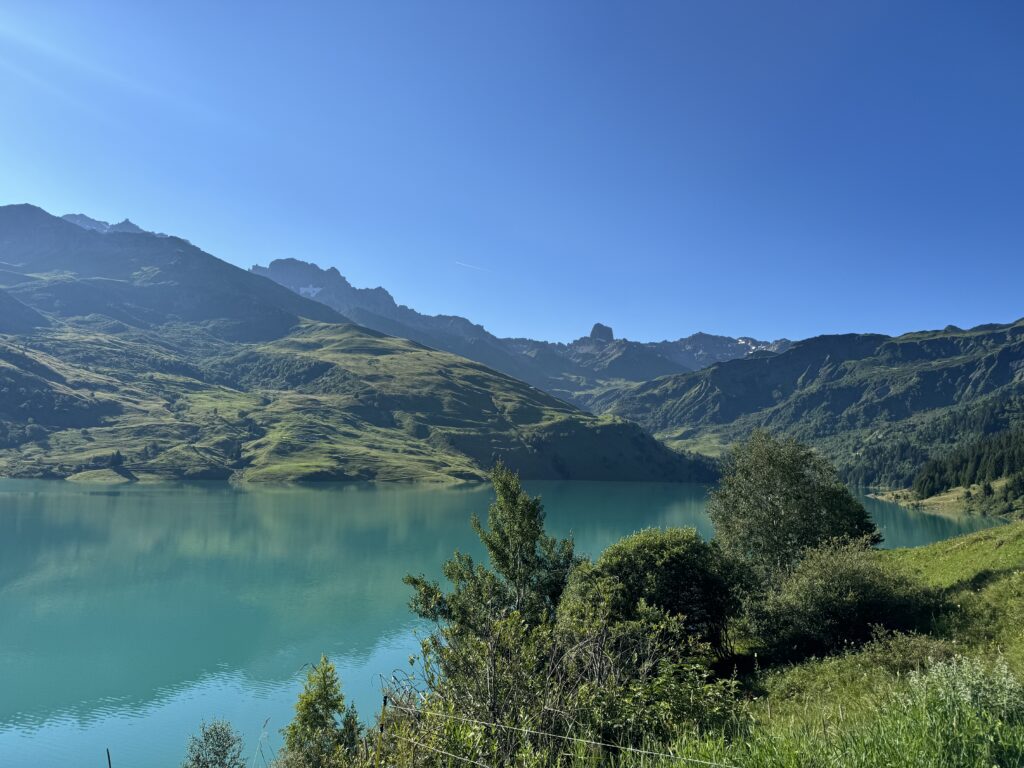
[558,528,738,654]
[747,538,940,660]
[181,720,245,768]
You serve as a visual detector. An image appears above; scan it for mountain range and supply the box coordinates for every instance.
[3,203,1022,491]
[0,204,711,483]
[592,322,1024,487]
[251,257,791,405]
[253,259,1024,492]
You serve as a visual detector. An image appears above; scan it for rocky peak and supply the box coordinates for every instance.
[62,213,149,235]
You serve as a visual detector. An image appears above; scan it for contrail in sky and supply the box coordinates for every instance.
[454,261,490,273]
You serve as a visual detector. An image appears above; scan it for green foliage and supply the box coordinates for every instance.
[181,720,245,768]
[747,539,939,660]
[280,655,361,768]
[471,462,577,623]
[913,427,1024,498]
[398,465,739,763]
[558,527,737,654]
[405,462,577,632]
[708,431,880,580]
[564,608,740,745]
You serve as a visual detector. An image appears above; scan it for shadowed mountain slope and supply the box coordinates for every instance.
[1,204,345,341]
[594,321,1024,487]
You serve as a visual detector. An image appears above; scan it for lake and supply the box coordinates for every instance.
[0,479,1002,767]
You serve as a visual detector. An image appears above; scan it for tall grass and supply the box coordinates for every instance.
[380,655,1024,768]
[605,655,1024,768]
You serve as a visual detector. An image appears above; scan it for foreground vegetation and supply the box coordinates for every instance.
[180,433,1024,767]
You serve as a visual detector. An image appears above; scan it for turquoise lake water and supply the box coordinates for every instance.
[0,479,1003,767]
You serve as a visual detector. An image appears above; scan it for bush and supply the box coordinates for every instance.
[558,528,738,655]
[747,538,940,660]
[181,720,245,768]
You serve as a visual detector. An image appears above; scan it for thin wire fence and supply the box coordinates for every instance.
[391,732,493,768]
[385,700,741,768]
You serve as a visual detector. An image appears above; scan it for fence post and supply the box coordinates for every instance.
[375,695,388,768]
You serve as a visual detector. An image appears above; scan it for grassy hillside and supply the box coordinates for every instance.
[887,520,1024,668]
[0,321,711,483]
[670,522,1024,768]
[595,321,1024,488]
[606,521,1024,767]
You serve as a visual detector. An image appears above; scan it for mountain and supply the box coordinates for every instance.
[2,204,344,341]
[62,213,148,234]
[251,257,543,385]
[0,205,711,483]
[251,258,790,404]
[593,321,1024,488]
[0,287,48,333]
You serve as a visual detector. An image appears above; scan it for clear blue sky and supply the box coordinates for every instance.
[1,1,1022,343]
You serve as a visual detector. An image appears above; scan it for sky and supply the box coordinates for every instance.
[1,1,1022,343]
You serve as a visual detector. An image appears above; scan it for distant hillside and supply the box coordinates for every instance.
[594,321,1024,488]
[251,257,790,404]
[891,428,1024,517]
[913,428,1024,499]
[0,288,48,333]
[0,205,711,484]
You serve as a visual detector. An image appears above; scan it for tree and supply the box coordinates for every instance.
[181,720,245,768]
[707,431,880,580]
[405,461,577,632]
[394,465,741,762]
[402,464,582,755]
[558,527,738,655]
[281,656,360,768]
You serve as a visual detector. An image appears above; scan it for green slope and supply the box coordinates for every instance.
[594,322,1024,487]
[0,288,48,333]
[0,322,710,483]
[887,520,1024,669]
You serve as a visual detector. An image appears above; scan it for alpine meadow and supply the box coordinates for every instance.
[2,3,1024,768]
